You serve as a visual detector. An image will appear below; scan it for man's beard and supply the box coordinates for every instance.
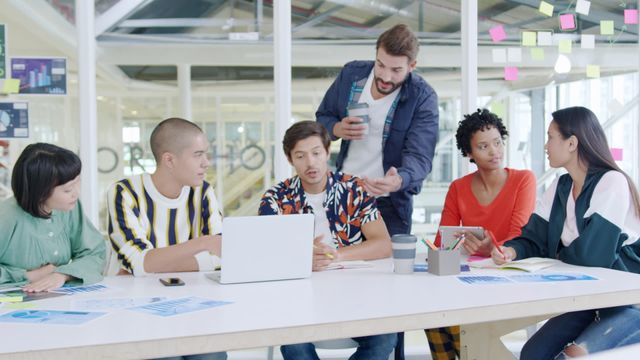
[374,76,405,95]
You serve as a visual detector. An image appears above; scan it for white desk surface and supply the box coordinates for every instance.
[2,257,640,359]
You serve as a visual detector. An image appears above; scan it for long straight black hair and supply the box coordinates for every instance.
[552,106,640,216]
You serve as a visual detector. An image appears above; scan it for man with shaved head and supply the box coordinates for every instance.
[107,118,228,359]
[107,117,224,277]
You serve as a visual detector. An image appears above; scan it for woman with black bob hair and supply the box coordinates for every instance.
[0,143,105,292]
[493,106,640,358]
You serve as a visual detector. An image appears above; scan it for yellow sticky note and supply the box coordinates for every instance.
[539,1,554,17]
[522,31,537,46]
[2,79,20,93]
[3,302,35,310]
[558,39,572,54]
[600,20,614,35]
[586,65,600,78]
[490,102,506,119]
[530,47,545,61]
[0,295,23,303]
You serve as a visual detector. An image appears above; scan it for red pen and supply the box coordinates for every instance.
[488,230,505,257]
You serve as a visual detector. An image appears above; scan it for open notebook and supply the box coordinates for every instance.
[468,257,560,272]
[325,260,373,270]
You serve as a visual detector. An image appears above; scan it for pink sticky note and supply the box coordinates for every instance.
[625,9,639,24]
[611,148,623,161]
[560,13,576,30]
[504,67,518,81]
[490,25,507,42]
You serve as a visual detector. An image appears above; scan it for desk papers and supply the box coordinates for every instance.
[325,260,373,270]
[458,273,597,285]
[468,257,559,272]
[73,297,167,310]
[128,296,232,317]
[0,310,106,325]
[51,284,109,295]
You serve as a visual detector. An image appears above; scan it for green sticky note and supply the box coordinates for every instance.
[522,31,537,46]
[0,295,23,302]
[586,65,600,78]
[600,20,614,35]
[2,79,19,93]
[530,47,545,61]
[558,39,572,54]
[539,1,554,17]
[490,102,506,119]
[3,302,36,310]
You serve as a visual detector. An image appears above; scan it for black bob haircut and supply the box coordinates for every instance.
[11,143,81,218]
[455,109,509,163]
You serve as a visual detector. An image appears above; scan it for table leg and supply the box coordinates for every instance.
[460,315,552,360]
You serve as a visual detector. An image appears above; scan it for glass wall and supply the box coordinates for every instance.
[1,0,639,238]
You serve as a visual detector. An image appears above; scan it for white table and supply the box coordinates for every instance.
[1,258,640,359]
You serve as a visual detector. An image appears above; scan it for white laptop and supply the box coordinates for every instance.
[208,214,314,284]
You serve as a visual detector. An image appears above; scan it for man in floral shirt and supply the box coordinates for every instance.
[259,120,395,360]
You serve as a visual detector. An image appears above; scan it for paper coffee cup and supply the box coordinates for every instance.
[346,102,370,135]
[391,234,417,274]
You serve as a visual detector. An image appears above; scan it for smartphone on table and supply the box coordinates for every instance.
[159,277,185,286]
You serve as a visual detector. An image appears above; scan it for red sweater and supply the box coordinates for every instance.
[434,168,536,247]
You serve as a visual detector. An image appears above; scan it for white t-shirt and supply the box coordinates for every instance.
[341,69,400,196]
[305,192,334,248]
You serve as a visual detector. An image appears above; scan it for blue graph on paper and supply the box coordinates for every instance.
[510,273,597,283]
[457,275,513,284]
[127,297,232,317]
[51,284,109,295]
[0,310,106,325]
[458,273,598,285]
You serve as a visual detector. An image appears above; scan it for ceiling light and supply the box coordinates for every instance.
[554,54,572,74]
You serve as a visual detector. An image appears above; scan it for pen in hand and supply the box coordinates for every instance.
[313,244,335,259]
[488,230,506,260]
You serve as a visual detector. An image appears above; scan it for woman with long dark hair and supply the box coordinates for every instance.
[493,106,640,358]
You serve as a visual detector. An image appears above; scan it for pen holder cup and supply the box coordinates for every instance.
[428,248,461,276]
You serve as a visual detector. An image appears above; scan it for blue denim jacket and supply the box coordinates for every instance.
[316,60,439,222]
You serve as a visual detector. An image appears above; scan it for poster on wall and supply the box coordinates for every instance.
[0,102,29,138]
[10,57,66,94]
[0,24,6,79]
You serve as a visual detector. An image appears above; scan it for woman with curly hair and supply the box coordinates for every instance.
[426,109,536,360]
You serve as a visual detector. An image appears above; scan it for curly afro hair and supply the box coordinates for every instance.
[455,109,508,163]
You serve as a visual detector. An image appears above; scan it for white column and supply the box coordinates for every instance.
[262,95,271,190]
[460,0,478,175]
[273,0,292,181]
[178,64,192,120]
[215,96,224,206]
[115,96,124,175]
[76,0,99,224]
[637,24,640,187]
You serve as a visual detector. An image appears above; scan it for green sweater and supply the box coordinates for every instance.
[0,198,105,286]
